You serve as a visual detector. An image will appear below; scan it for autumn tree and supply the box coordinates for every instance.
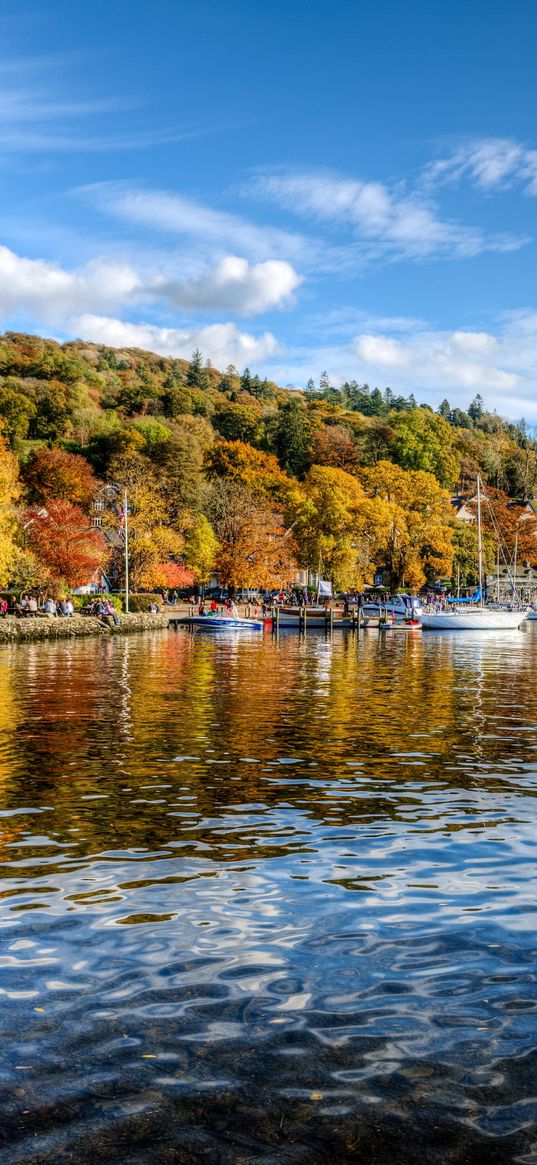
[23,500,108,588]
[22,447,97,508]
[104,451,185,590]
[288,465,385,590]
[475,487,537,569]
[140,562,194,590]
[183,514,219,585]
[208,479,297,592]
[0,428,21,585]
[206,440,294,506]
[312,424,358,472]
[361,460,454,590]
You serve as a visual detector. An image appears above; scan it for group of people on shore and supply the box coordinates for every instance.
[82,598,120,626]
[1,594,75,618]
[0,593,122,626]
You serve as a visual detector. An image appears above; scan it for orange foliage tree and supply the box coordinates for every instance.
[140,562,194,590]
[208,479,297,591]
[312,425,358,472]
[23,447,97,508]
[23,500,109,588]
[477,486,537,567]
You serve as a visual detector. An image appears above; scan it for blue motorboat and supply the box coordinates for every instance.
[181,615,265,631]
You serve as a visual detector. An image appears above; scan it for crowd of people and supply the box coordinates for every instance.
[1,593,75,618]
[0,593,121,625]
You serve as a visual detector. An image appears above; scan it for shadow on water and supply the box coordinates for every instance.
[0,628,537,1161]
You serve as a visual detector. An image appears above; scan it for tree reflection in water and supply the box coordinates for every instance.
[0,627,536,1163]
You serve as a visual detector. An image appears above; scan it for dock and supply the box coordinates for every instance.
[167,605,421,633]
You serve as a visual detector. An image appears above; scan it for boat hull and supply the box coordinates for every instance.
[181,616,264,631]
[421,609,528,630]
[361,601,423,621]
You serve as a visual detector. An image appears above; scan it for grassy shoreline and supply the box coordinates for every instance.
[0,612,169,643]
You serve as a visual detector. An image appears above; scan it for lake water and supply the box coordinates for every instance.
[1,625,537,1163]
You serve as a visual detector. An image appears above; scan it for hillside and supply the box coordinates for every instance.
[0,330,536,595]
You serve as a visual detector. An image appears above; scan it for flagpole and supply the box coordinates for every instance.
[124,489,129,613]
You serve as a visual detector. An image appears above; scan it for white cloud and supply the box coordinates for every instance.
[157,255,301,315]
[355,334,411,368]
[249,169,524,260]
[449,330,497,356]
[424,137,537,196]
[0,244,140,319]
[0,242,299,325]
[83,182,312,264]
[71,314,278,368]
[352,327,519,392]
[264,313,537,418]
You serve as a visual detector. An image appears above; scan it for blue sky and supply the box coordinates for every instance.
[2,0,537,416]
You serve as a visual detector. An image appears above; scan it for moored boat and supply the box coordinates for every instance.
[361,593,423,621]
[179,615,264,631]
[421,608,527,630]
[421,476,529,631]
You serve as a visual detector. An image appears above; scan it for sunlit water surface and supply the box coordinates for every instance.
[1,626,537,1163]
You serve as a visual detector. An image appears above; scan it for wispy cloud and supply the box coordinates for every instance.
[248,168,527,260]
[423,137,537,195]
[79,181,325,267]
[0,54,219,154]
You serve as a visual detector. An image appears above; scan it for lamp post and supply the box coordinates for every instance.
[98,483,130,611]
[123,489,130,614]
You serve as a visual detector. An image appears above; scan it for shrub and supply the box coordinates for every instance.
[126,593,162,613]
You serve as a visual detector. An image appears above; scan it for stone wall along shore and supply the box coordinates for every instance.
[0,612,169,643]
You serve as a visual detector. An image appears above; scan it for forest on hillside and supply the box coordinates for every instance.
[0,330,536,595]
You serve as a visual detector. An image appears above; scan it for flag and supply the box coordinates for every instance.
[318,579,332,596]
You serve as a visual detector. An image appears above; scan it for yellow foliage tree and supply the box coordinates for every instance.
[288,465,388,590]
[105,452,184,591]
[183,514,219,585]
[206,440,294,507]
[0,429,20,586]
[361,460,454,590]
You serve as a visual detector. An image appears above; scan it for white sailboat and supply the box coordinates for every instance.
[421,476,529,631]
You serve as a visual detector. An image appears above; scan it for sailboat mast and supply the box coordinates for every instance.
[476,475,484,605]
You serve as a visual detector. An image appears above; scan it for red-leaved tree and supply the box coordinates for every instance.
[140,562,195,590]
[24,500,109,587]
